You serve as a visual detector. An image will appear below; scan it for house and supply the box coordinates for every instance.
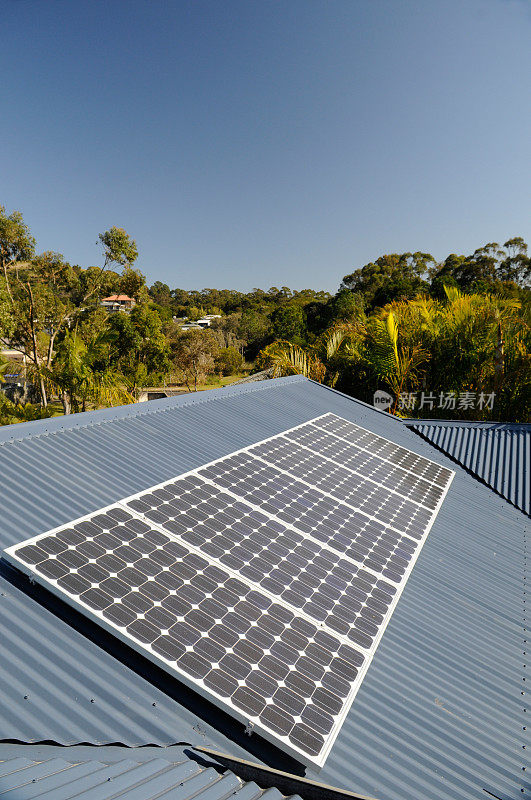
[100,294,136,313]
[0,376,527,799]
[196,314,222,328]
[178,315,222,331]
[179,321,204,331]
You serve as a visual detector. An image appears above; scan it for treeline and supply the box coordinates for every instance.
[0,203,529,423]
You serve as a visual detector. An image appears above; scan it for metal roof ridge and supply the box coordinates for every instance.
[0,375,308,447]
[403,419,530,430]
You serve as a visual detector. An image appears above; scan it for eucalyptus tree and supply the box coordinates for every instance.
[0,209,139,407]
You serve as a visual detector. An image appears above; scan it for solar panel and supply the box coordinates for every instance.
[4,413,454,768]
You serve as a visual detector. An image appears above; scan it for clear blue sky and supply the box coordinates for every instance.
[2,0,530,292]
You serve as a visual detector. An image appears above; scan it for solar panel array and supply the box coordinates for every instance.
[4,413,454,767]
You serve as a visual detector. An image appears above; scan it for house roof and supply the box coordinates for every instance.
[101,295,135,302]
[0,742,375,800]
[0,749,277,800]
[0,377,527,800]
[405,419,530,516]
[0,745,304,800]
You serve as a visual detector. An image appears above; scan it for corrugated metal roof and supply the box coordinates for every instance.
[0,377,527,800]
[406,419,530,516]
[0,749,301,799]
[0,743,377,800]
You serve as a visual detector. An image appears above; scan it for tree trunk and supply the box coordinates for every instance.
[494,322,504,391]
[61,390,72,415]
[1,255,15,306]
[26,282,48,407]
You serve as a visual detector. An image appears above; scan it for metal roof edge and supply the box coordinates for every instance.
[403,419,530,430]
[0,742,378,800]
[194,746,380,800]
[305,380,404,423]
[0,375,308,447]
[0,746,304,800]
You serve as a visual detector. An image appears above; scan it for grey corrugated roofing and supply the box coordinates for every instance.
[0,377,527,800]
[406,419,530,516]
[0,748,301,799]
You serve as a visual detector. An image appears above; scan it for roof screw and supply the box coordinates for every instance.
[152,702,157,706]
[90,698,95,703]
[23,695,28,700]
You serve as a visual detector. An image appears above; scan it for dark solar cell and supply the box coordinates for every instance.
[10,509,371,764]
[315,413,453,488]
[123,474,397,644]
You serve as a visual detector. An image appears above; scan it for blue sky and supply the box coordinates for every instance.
[2,0,530,292]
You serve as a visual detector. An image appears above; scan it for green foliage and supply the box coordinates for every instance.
[260,289,529,421]
[431,240,531,293]
[215,346,243,376]
[170,329,219,391]
[98,227,138,269]
[46,331,133,413]
[0,392,54,425]
[105,304,171,390]
[119,267,146,299]
[237,310,272,356]
[271,304,306,343]
[341,252,434,309]
[1,204,529,424]
[149,281,172,306]
[0,205,36,272]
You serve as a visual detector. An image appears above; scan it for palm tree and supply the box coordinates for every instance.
[45,332,133,414]
[257,322,362,385]
[364,311,428,413]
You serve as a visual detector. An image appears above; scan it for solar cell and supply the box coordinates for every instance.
[197,452,429,579]
[6,505,365,765]
[4,412,454,768]
[124,474,397,647]
[279,427,444,510]
[316,413,451,487]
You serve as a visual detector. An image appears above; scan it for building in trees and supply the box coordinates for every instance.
[100,294,136,313]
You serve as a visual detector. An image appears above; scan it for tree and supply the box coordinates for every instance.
[215,346,243,376]
[237,310,272,357]
[171,329,218,391]
[256,322,361,386]
[0,205,36,307]
[431,239,531,293]
[46,331,133,414]
[99,227,138,269]
[0,215,141,407]
[119,267,146,299]
[341,252,434,308]
[105,304,171,392]
[364,312,428,413]
[149,281,172,306]
[271,304,306,343]
[498,238,530,286]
